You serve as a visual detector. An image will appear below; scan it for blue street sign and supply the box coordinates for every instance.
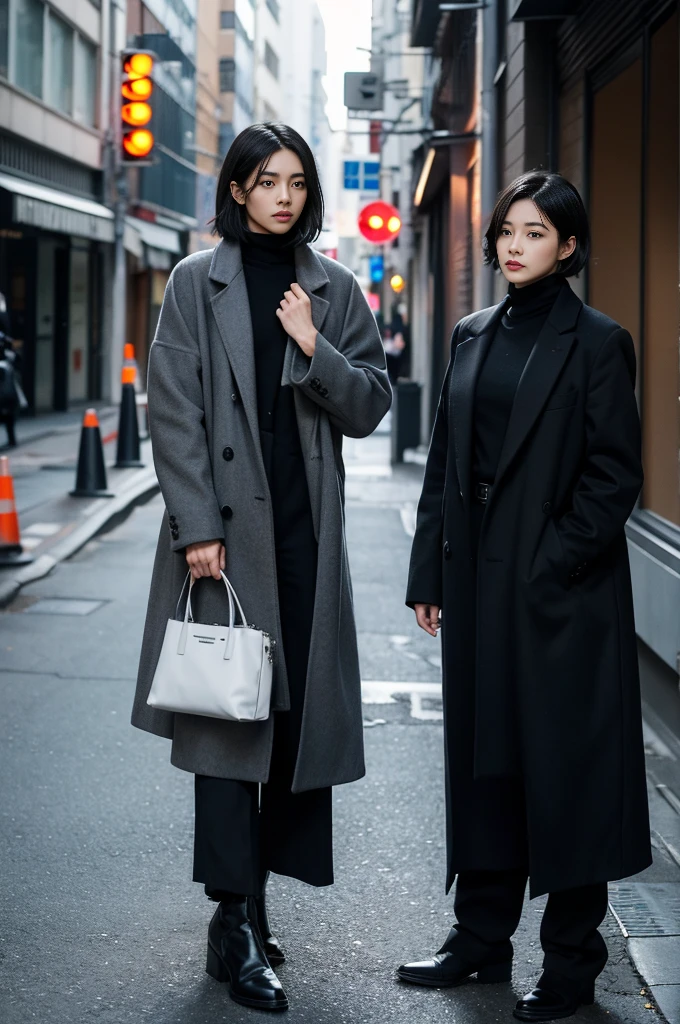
[343,160,360,190]
[369,254,384,282]
[344,159,381,191]
[363,161,380,191]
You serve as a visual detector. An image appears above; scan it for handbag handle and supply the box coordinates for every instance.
[177,571,249,661]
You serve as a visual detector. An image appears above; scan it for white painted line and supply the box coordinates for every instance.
[361,680,443,722]
[18,536,42,550]
[22,521,61,537]
[345,464,392,477]
[362,679,441,700]
[400,503,416,537]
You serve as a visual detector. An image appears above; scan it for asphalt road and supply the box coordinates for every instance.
[0,445,661,1024]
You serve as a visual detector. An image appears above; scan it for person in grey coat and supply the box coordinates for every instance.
[131,122,391,1012]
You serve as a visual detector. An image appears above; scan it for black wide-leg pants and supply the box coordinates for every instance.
[453,869,609,989]
[193,440,333,898]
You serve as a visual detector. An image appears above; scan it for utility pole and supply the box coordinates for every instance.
[110,166,128,407]
[480,0,498,308]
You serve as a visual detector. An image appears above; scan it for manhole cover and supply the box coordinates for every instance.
[609,883,680,937]
[23,598,105,616]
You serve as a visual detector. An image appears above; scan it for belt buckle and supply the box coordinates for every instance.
[476,482,490,504]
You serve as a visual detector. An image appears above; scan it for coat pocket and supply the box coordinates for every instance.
[544,387,578,412]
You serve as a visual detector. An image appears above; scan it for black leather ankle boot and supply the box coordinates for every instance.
[206,897,288,1011]
[250,874,285,966]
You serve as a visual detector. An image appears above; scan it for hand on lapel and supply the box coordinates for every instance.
[276,282,318,356]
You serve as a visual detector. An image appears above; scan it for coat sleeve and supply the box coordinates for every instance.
[552,327,643,583]
[287,275,392,438]
[405,356,454,609]
[147,268,225,553]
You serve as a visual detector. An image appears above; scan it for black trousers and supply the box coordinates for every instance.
[453,869,609,989]
[193,440,333,898]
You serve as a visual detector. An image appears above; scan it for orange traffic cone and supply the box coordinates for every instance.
[0,455,33,566]
[115,364,144,468]
[71,408,113,498]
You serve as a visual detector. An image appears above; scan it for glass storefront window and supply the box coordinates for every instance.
[14,0,44,99]
[48,11,73,116]
[73,35,97,126]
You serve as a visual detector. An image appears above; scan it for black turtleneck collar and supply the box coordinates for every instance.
[505,272,567,321]
[241,227,296,267]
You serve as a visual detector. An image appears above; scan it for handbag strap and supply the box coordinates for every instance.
[176,571,251,661]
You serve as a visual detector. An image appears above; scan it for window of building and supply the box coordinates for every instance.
[14,0,44,99]
[73,35,97,127]
[220,10,235,29]
[48,10,74,116]
[219,57,235,93]
[266,0,279,22]
[264,40,278,80]
[0,0,9,78]
[588,11,680,528]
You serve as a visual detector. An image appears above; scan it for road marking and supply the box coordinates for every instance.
[400,503,416,537]
[361,679,443,721]
[22,522,61,537]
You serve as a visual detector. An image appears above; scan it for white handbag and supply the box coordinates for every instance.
[146,571,274,722]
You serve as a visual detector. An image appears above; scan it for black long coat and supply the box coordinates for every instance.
[406,283,652,898]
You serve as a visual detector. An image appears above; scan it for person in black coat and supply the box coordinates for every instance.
[397,171,651,1022]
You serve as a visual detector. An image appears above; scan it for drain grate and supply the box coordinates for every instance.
[23,598,105,616]
[608,883,680,937]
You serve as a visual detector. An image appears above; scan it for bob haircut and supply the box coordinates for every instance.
[483,171,590,277]
[213,122,324,246]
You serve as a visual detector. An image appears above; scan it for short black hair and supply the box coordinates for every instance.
[483,171,590,277]
[213,122,324,246]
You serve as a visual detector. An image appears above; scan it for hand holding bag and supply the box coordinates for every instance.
[147,571,274,721]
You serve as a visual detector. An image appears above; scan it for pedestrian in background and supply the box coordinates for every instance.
[399,171,650,1022]
[0,291,23,448]
[131,122,391,1013]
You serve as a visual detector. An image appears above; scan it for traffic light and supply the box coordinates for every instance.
[358,201,402,244]
[120,50,155,164]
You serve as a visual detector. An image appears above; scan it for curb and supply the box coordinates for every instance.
[0,467,159,608]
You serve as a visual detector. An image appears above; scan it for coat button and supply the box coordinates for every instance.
[443,541,451,560]
[542,501,552,514]
[220,504,233,520]
[231,393,238,402]
[222,446,234,461]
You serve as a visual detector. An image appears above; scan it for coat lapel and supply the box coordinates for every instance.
[492,283,581,494]
[450,299,508,509]
[209,237,331,450]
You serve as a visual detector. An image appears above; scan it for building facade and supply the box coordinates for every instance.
[408,0,680,697]
[0,0,115,411]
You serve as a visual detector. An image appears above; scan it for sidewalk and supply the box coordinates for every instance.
[0,405,159,607]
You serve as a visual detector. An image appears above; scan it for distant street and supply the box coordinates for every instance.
[0,432,670,1024]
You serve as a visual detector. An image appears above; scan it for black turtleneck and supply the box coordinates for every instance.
[473,273,567,484]
[240,228,298,441]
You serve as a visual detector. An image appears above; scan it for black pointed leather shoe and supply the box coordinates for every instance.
[513,978,595,1021]
[206,899,288,1011]
[397,931,513,988]
[249,890,286,966]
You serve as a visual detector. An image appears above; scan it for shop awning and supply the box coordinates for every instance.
[126,216,181,254]
[0,172,115,243]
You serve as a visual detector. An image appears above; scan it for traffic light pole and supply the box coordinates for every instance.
[110,162,128,407]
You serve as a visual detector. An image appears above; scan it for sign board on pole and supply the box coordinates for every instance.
[343,160,381,191]
[344,71,384,111]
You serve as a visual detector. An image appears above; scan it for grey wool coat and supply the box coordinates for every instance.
[131,237,391,791]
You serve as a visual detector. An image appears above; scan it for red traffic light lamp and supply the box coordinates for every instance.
[358,201,402,243]
[121,50,156,164]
